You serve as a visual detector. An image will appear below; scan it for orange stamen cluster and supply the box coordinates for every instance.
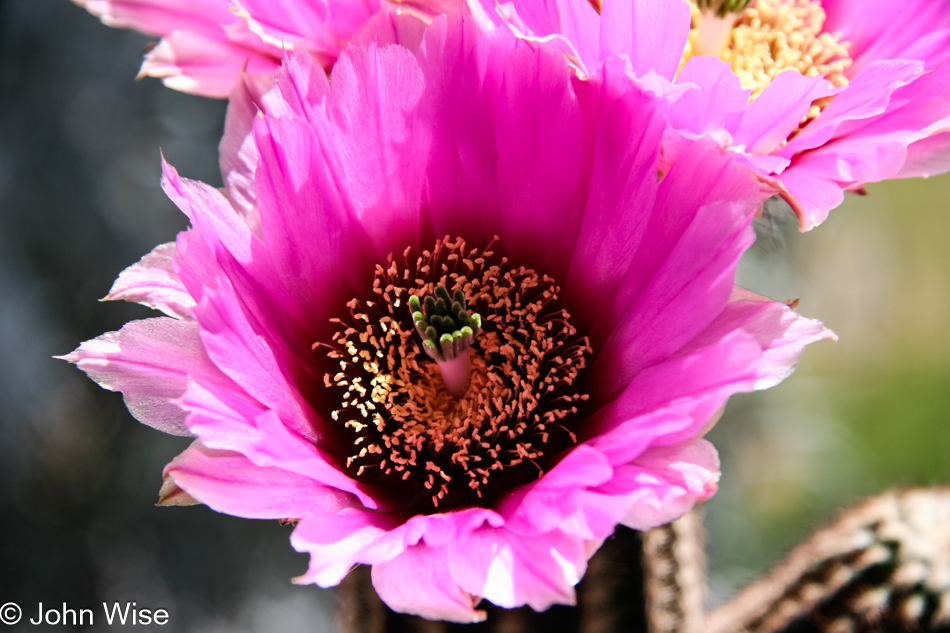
[318,237,592,511]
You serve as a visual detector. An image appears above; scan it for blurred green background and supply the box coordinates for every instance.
[707,174,950,605]
[1,0,948,629]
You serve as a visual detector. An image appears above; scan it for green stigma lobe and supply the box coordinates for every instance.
[696,0,751,17]
[410,284,482,363]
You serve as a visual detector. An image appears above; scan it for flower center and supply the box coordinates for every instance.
[319,237,592,512]
[683,0,852,102]
[408,285,482,398]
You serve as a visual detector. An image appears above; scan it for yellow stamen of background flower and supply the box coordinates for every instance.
[683,0,852,102]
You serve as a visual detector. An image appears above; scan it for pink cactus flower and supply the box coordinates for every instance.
[487,0,950,231]
[73,0,458,97]
[63,12,833,622]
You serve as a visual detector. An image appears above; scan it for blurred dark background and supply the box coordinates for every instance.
[0,1,337,630]
[0,0,948,631]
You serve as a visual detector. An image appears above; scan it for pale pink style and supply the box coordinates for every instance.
[64,12,833,622]
[487,0,950,230]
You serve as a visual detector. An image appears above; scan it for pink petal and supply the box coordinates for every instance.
[179,380,375,507]
[821,0,950,73]
[587,329,762,463]
[60,317,224,436]
[609,438,720,530]
[76,0,236,37]
[372,546,486,623]
[667,56,749,135]
[500,445,618,539]
[234,0,380,61]
[192,279,315,440]
[778,64,950,229]
[103,242,195,319]
[291,509,403,586]
[251,113,369,334]
[780,60,925,158]
[165,441,357,519]
[686,287,837,389]
[897,131,950,178]
[489,0,601,75]
[162,159,256,262]
[599,0,691,80]
[219,73,278,235]
[400,508,504,548]
[447,526,587,611]
[267,50,332,120]
[732,70,838,156]
[821,64,950,182]
[141,29,279,98]
[350,8,429,53]
[777,161,847,230]
[292,507,504,589]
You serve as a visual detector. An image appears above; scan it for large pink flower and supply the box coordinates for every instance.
[64,13,833,622]
[74,0,456,97]
[488,0,950,230]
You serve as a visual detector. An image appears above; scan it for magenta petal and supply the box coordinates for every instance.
[60,318,220,436]
[592,141,758,395]
[447,526,586,611]
[68,12,841,621]
[252,113,369,322]
[165,442,357,519]
[812,63,950,184]
[400,508,504,549]
[564,76,664,325]
[544,0,602,71]
[373,546,486,623]
[417,15,511,241]
[176,376,266,441]
[162,159,255,262]
[104,242,195,319]
[494,42,583,269]
[599,0,690,80]
[267,50,332,121]
[489,0,602,76]
[320,44,429,257]
[779,169,846,230]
